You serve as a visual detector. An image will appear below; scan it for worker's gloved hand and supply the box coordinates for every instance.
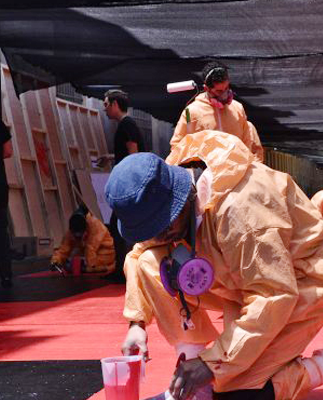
[169,357,213,400]
[50,262,64,274]
[122,322,149,362]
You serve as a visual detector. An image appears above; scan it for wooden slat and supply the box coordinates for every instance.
[75,169,102,220]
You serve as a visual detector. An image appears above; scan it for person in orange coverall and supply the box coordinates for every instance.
[171,61,264,163]
[51,205,115,274]
[105,130,323,400]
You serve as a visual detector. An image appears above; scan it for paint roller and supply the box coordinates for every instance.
[166,80,197,93]
[166,80,199,130]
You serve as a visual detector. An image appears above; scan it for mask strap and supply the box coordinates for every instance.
[190,197,196,258]
[178,187,196,330]
[179,290,192,330]
[189,166,204,257]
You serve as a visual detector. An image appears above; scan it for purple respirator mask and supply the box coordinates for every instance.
[160,245,214,297]
[160,193,214,330]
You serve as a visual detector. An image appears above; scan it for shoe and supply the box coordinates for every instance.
[1,278,13,288]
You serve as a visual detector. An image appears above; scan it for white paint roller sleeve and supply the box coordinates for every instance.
[167,80,197,93]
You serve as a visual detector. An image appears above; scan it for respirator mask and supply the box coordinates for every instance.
[209,88,233,109]
[159,183,214,330]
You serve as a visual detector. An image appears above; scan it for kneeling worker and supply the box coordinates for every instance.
[51,205,115,274]
[105,131,323,400]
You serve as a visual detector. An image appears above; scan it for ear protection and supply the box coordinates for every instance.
[159,184,214,330]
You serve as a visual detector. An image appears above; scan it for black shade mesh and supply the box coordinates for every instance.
[1,1,323,149]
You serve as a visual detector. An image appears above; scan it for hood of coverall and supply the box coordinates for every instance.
[166,129,255,211]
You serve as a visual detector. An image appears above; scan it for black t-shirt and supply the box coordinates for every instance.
[0,121,11,208]
[114,116,145,164]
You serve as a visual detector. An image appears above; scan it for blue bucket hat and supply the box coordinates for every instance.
[105,153,192,243]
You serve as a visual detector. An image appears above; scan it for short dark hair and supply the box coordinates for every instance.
[69,213,87,236]
[202,61,229,88]
[104,89,129,112]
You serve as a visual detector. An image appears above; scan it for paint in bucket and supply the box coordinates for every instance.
[101,355,143,400]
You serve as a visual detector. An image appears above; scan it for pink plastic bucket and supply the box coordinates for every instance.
[101,355,143,400]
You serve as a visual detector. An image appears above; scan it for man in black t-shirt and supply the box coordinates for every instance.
[0,120,13,288]
[104,90,145,165]
[103,90,145,282]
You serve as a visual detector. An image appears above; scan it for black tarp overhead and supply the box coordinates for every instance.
[1,0,323,151]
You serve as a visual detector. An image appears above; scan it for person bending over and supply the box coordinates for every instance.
[51,205,115,274]
[105,131,323,400]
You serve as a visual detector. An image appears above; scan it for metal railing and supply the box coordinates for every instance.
[265,147,323,197]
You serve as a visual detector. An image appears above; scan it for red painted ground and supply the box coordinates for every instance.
[1,275,323,399]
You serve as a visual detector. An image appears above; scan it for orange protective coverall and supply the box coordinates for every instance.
[311,190,323,217]
[51,213,115,273]
[123,130,323,399]
[171,92,264,162]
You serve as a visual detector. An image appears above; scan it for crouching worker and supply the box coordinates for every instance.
[105,131,323,400]
[50,205,115,274]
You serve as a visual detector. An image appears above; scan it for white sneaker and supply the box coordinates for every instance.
[299,349,323,389]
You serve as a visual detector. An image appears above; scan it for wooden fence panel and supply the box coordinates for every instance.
[2,65,45,239]
[265,147,323,197]
[89,110,108,156]
[38,89,76,225]
[69,104,91,169]
[56,99,83,170]
[2,63,111,252]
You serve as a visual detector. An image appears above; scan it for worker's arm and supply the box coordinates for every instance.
[51,233,73,265]
[243,120,264,162]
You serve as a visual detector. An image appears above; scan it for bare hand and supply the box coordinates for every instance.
[169,358,213,399]
[121,324,149,361]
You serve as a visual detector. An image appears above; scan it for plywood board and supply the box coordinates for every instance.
[38,88,64,160]
[69,105,90,169]
[32,128,54,188]
[20,159,48,237]
[89,110,108,155]
[56,99,77,147]
[75,169,102,220]
[7,189,30,237]
[55,163,75,223]
[2,68,32,159]
[90,172,112,224]
[44,190,64,246]
[2,63,109,252]
[79,108,96,149]
[24,90,43,131]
